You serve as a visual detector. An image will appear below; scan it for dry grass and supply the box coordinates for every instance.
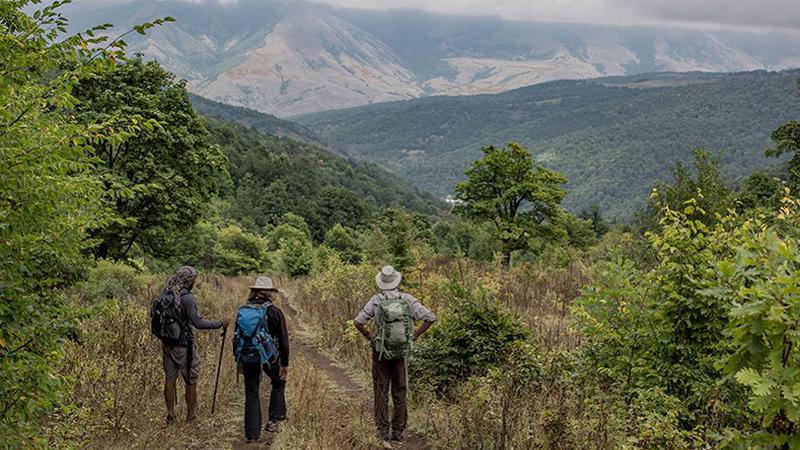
[269,351,377,450]
[292,262,377,375]
[291,257,600,450]
[46,255,597,450]
[410,257,589,350]
[47,273,380,450]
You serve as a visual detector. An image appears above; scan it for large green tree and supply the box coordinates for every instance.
[73,57,226,260]
[0,1,169,445]
[765,80,800,188]
[454,143,566,265]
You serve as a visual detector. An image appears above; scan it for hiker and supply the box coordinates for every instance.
[233,276,290,444]
[353,265,435,447]
[151,266,230,424]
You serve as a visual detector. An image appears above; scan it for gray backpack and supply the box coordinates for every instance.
[373,291,413,360]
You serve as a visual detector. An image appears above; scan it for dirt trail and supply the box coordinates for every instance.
[231,290,430,450]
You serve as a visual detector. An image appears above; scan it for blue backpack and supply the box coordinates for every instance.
[233,303,278,366]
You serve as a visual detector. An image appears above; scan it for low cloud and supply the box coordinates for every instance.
[83,0,800,31]
[607,0,800,30]
[312,0,800,30]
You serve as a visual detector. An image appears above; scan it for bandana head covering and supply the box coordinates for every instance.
[161,266,198,308]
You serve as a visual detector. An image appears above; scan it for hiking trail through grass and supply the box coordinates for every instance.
[230,283,430,450]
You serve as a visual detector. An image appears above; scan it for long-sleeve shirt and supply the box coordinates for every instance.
[179,288,223,330]
[173,288,222,347]
[354,289,436,327]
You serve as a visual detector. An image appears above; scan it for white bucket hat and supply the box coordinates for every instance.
[375,265,402,291]
[249,276,279,291]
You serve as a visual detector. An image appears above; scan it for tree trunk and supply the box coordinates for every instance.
[502,249,511,268]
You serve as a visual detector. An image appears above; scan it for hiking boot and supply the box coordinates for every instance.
[246,436,262,444]
[163,413,176,428]
[265,420,283,433]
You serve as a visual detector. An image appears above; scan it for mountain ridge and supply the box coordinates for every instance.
[295,69,800,217]
[189,93,329,148]
[68,0,800,116]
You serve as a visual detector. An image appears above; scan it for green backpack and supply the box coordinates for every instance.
[373,292,413,360]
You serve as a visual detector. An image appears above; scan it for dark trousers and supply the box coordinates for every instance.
[372,351,408,440]
[243,362,286,440]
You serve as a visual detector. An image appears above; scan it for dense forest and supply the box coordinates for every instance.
[296,70,800,217]
[5,2,800,449]
[190,94,326,147]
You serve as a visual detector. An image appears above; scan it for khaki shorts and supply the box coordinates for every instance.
[163,343,201,385]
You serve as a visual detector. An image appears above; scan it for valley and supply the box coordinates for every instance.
[296,70,800,217]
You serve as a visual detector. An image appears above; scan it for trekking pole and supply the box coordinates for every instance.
[211,326,227,415]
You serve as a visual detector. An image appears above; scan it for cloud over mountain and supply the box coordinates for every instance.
[70,0,800,116]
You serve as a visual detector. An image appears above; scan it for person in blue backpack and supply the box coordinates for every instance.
[233,276,290,443]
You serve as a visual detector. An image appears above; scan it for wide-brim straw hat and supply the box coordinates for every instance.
[249,276,279,291]
[375,265,402,291]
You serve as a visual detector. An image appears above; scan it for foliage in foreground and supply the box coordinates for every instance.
[0,2,168,445]
[576,192,800,447]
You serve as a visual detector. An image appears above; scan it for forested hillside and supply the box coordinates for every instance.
[297,70,800,217]
[205,118,442,241]
[190,94,326,147]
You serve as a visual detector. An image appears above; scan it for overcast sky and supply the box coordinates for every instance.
[85,0,800,32]
[305,0,800,31]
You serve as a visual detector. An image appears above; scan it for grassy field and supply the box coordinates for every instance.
[45,274,383,450]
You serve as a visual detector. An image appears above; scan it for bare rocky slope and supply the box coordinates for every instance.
[69,0,800,117]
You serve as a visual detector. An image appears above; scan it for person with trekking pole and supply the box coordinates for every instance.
[233,276,290,444]
[150,266,230,425]
[354,266,435,448]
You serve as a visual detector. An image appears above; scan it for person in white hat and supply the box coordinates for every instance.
[353,266,435,447]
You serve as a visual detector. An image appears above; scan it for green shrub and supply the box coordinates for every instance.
[213,224,269,275]
[574,195,756,443]
[412,283,534,394]
[277,236,315,277]
[323,224,361,264]
[83,260,146,303]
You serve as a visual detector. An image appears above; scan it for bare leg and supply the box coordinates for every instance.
[164,379,177,423]
[186,383,198,423]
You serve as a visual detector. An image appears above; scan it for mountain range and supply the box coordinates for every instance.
[295,70,800,217]
[69,0,800,116]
